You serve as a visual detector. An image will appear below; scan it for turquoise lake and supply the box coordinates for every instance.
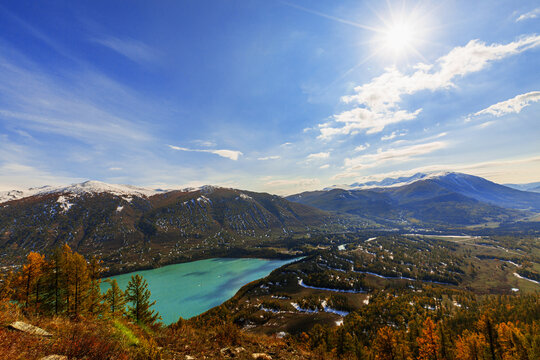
[101,257,294,324]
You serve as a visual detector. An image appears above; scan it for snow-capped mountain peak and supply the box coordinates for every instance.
[0,180,168,204]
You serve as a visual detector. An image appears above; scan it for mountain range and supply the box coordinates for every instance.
[504,182,540,193]
[287,172,540,225]
[1,172,539,271]
[0,182,338,273]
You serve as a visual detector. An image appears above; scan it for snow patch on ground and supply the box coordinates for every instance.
[56,196,73,212]
[513,273,539,285]
[239,193,253,201]
[297,278,365,293]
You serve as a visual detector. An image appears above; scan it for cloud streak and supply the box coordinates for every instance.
[472,91,540,118]
[335,141,448,179]
[319,35,540,139]
[92,36,157,64]
[168,145,243,160]
[516,8,540,22]
[257,155,281,160]
[307,152,330,161]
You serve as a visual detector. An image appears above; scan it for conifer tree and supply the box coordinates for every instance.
[14,252,46,310]
[125,274,160,326]
[87,256,105,315]
[0,270,14,301]
[42,245,68,315]
[417,317,440,360]
[104,279,126,318]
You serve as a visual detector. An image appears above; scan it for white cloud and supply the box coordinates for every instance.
[192,139,217,147]
[257,155,281,160]
[307,152,330,160]
[319,35,540,139]
[335,156,540,185]
[0,162,83,191]
[92,36,157,64]
[478,121,494,129]
[109,167,123,171]
[0,44,159,145]
[319,164,330,169]
[168,145,243,160]
[516,8,540,22]
[265,177,320,188]
[381,130,407,141]
[472,91,540,118]
[354,143,370,152]
[342,141,447,172]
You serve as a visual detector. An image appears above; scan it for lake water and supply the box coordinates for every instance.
[101,257,294,324]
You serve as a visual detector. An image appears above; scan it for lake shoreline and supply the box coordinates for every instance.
[101,247,302,278]
[101,257,299,324]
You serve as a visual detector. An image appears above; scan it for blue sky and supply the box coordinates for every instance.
[0,0,539,194]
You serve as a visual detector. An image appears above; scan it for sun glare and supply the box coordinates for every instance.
[370,4,433,63]
[383,22,415,54]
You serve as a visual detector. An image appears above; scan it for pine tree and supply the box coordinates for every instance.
[125,274,160,326]
[87,256,105,315]
[104,279,126,318]
[41,245,68,315]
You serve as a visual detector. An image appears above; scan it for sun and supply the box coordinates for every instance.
[383,22,415,55]
[369,4,433,63]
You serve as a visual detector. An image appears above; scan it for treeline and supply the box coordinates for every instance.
[299,289,540,359]
[0,245,160,326]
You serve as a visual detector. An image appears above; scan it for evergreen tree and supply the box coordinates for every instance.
[87,256,105,315]
[104,279,126,318]
[125,274,160,326]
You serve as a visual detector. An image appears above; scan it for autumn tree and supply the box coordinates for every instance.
[65,250,91,316]
[496,322,528,360]
[0,270,14,301]
[104,279,126,318]
[417,317,441,360]
[14,252,46,311]
[455,330,488,360]
[125,274,160,326]
[373,326,407,360]
[478,315,501,360]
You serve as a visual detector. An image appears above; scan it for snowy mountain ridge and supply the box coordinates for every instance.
[324,171,456,191]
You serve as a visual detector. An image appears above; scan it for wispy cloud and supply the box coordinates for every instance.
[265,177,321,193]
[340,156,540,185]
[257,155,281,161]
[339,141,447,176]
[478,121,495,129]
[355,143,370,152]
[516,8,540,22]
[168,145,243,160]
[307,152,330,160]
[471,91,540,118]
[319,35,540,139]
[319,164,330,169]
[381,130,407,141]
[92,36,157,64]
[0,44,159,146]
